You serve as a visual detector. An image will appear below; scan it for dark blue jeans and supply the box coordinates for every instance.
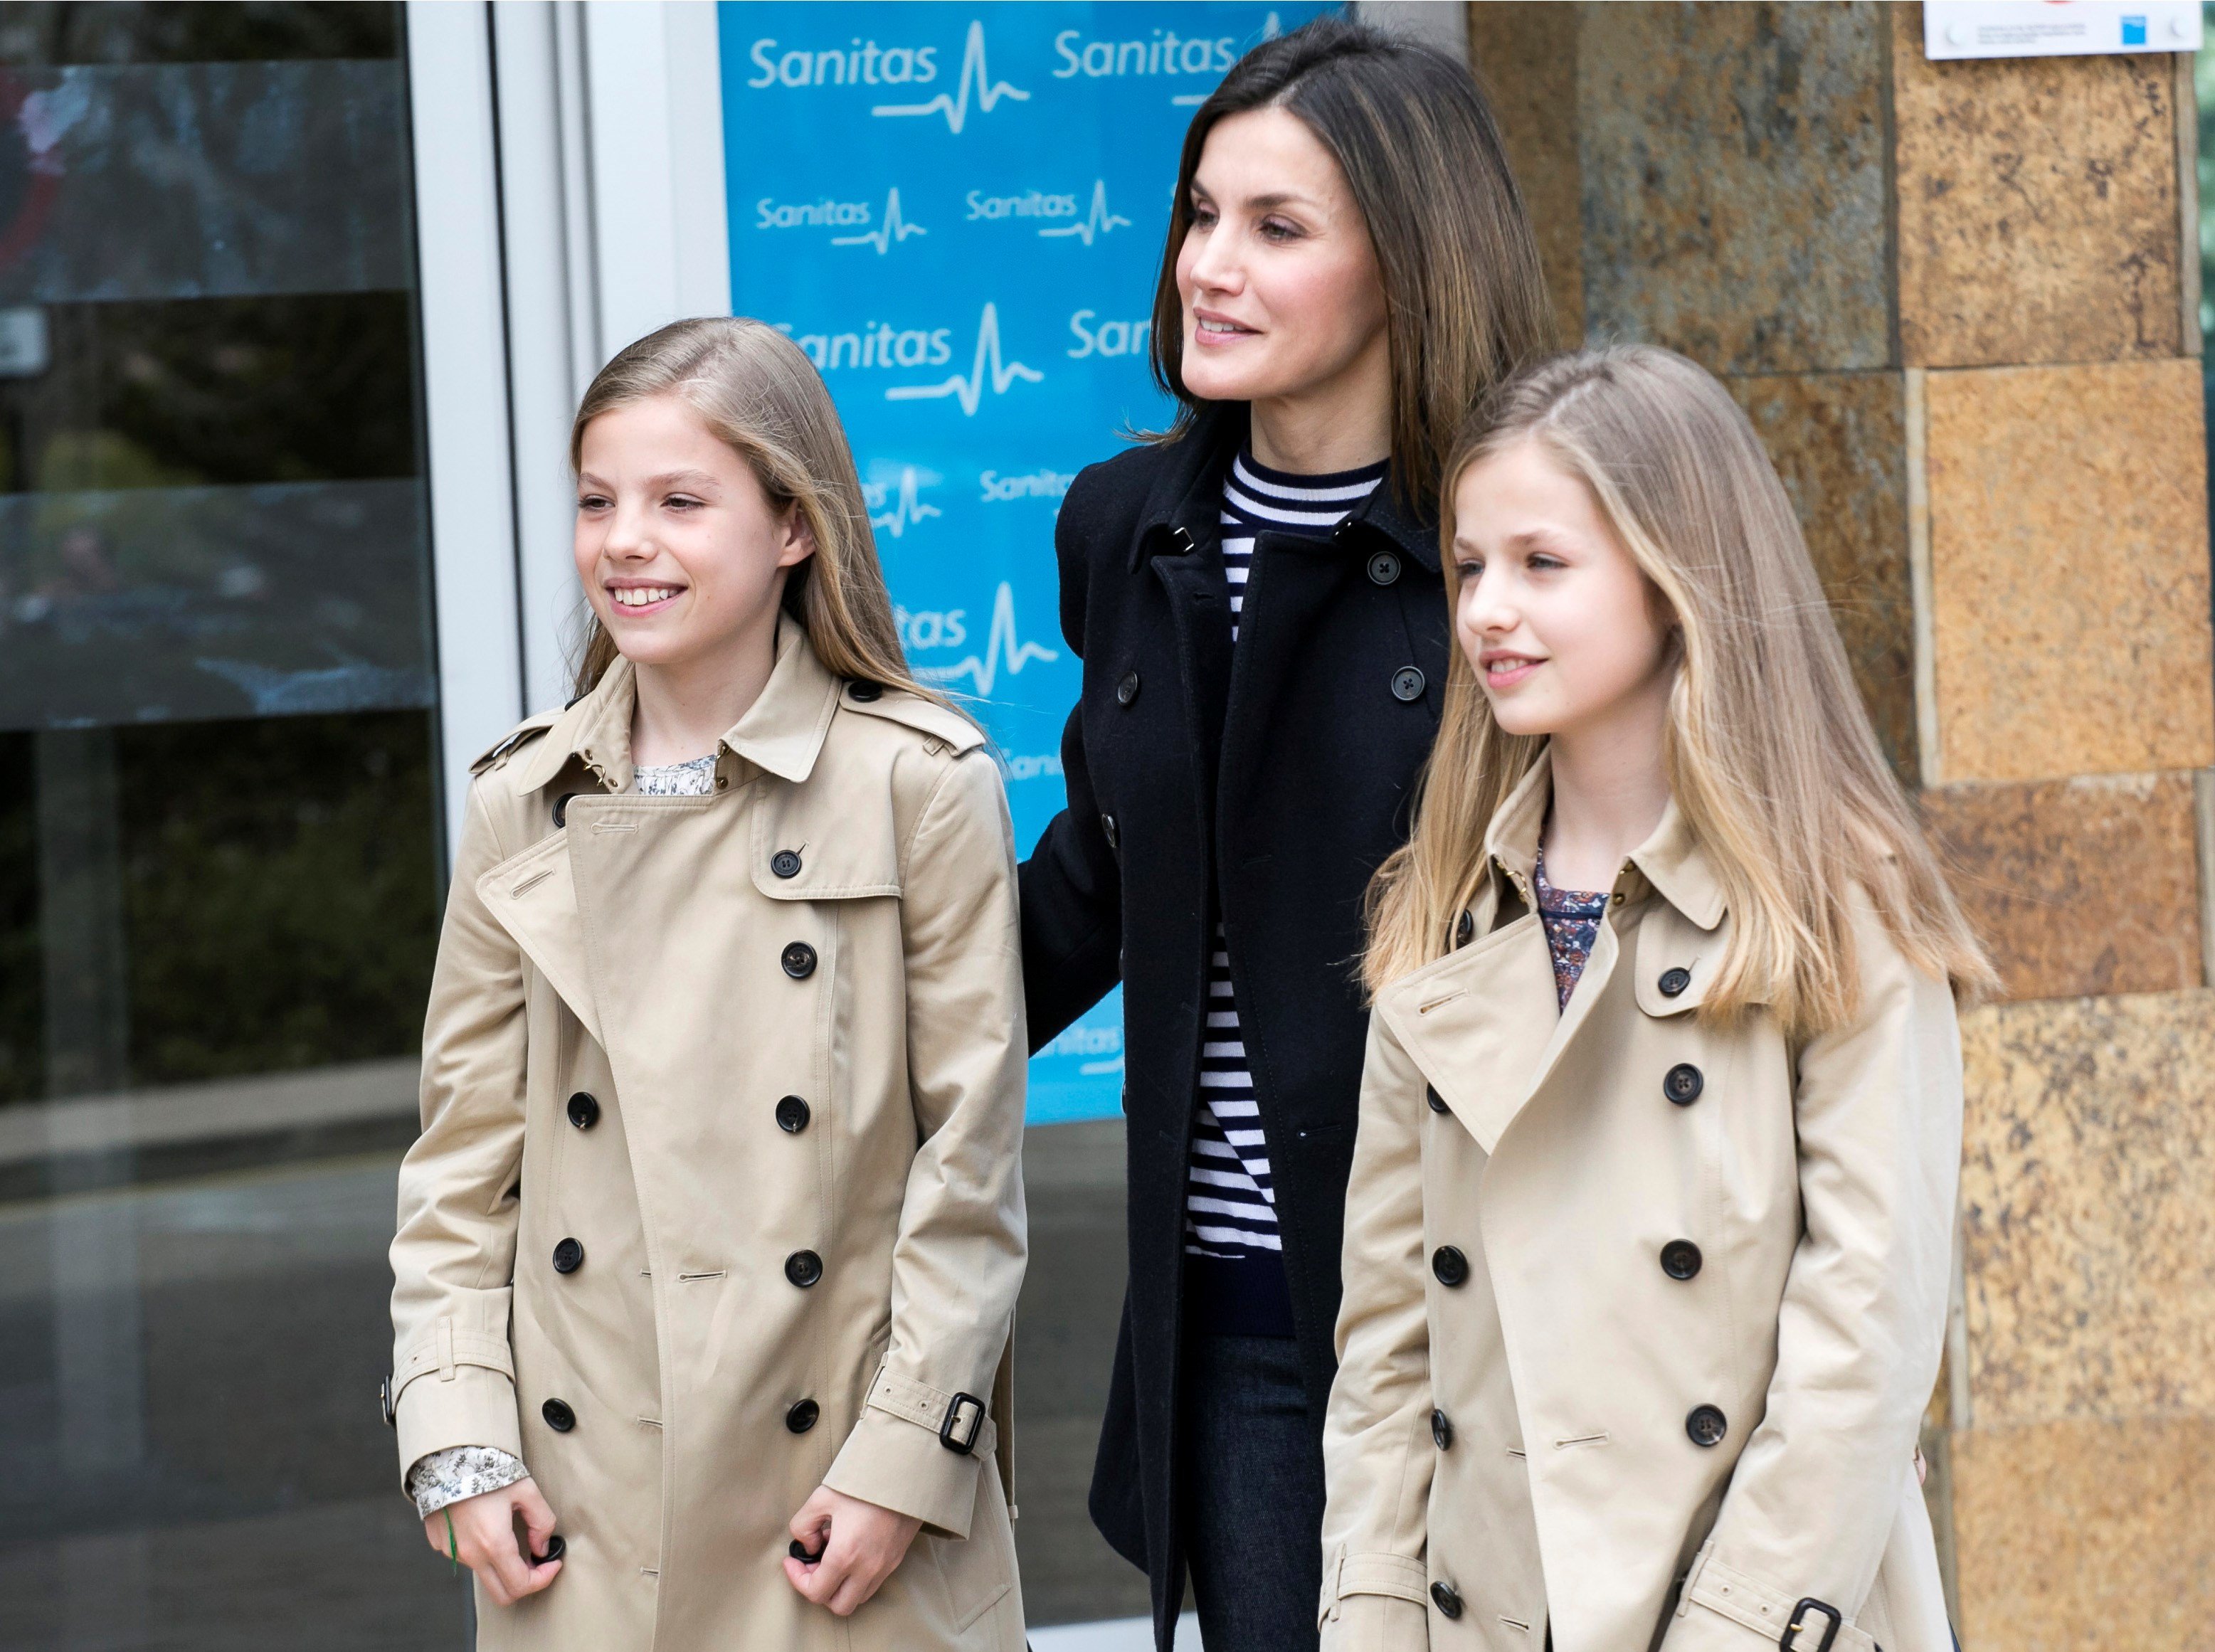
[1179,1333,1326,1652]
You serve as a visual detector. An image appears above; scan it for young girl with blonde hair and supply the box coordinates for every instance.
[1321,344,1989,1651]
[386,316,1027,1650]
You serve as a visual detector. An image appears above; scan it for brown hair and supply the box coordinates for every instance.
[1147,14,1555,508]
[568,316,939,707]
[1363,346,1995,1033]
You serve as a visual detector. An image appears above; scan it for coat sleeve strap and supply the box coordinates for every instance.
[860,1366,1000,1458]
[1672,1545,1880,1652]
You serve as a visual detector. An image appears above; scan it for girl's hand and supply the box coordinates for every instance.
[783,1485,924,1616]
[422,1477,564,1606]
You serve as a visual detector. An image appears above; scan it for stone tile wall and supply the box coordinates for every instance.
[1466,4,2213,1641]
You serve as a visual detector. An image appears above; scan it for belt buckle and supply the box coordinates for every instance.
[379,1375,396,1429]
[1782,1599,1843,1652]
[938,1391,985,1456]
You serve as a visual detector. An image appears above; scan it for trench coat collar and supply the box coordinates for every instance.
[510,621,841,795]
[1481,747,1728,933]
[1125,402,1440,573]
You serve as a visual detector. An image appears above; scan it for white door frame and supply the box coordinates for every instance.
[409,0,731,863]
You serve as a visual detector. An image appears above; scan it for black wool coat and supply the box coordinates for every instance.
[1018,406,1449,1647]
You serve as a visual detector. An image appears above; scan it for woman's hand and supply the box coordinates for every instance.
[783,1485,924,1616]
[422,1477,564,1606]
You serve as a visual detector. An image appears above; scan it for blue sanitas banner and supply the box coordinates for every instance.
[719,2,1332,1126]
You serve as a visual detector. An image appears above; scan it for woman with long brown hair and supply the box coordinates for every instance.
[1017,18,1552,1651]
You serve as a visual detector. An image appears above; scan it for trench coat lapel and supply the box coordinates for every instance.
[477,830,607,1050]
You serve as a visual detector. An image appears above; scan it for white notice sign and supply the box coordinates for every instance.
[1925,0,2203,58]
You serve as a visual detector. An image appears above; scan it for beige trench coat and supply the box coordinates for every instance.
[1321,755,1960,1652]
[388,623,1028,1651]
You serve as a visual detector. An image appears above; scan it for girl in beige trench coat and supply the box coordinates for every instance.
[1322,348,1995,1652]
[386,318,1027,1651]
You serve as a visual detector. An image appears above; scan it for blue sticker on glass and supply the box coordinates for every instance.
[719,3,1332,1125]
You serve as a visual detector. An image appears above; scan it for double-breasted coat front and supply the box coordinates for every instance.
[1321,756,1961,1652]
[387,623,1029,1652]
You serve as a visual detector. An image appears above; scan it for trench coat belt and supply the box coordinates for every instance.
[865,1366,1000,1458]
[1679,1545,1877,1652]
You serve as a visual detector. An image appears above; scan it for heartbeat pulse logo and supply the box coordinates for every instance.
[917,582,1059,697]
[831,188,927,255]
[1039,180,1131,245]
[886,303,1042,415]
[874,21,1028,133]
[869,467,941,539]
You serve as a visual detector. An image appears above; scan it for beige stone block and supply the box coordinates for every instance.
[1957,990,2215,1429]
[1729,371,1915,782]
[1953,1414,2215,1648]
[1577,1,1891,374]
[1466,1,1584,344]
[1925,359,2213,783]
[1923,773,2202,1002]
[1892,6,2182,367]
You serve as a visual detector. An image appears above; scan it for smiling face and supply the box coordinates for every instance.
[1173,105,1388,413]
[1452,435,1676,742]
[572,394,813,675]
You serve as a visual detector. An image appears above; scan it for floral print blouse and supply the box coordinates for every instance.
[1533,847,1610,1010]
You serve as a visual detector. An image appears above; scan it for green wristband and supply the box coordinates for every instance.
[447,1508,458,1576]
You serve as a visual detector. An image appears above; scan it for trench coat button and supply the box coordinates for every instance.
[1686,1404,1728,1447]
[1431,1407,1454,1450]
[1116,671,1141,706]
[781,941,817,979]
[566,1091,600,1131]
[1659,966,1692,997]
[846,680,882,702]
[1100,813,1119,849]
[1455,909,1474,948]
[1431,1245,1469,1287]
[771,849,802,879]
[785,1398,820,1434]
[552,1237,585,1274]
[776,1094,811,1133]
[1664,1062,1705,1105]
[534,1534,566,1564]
[1390,665,1427,702]
[552,792,577,828]
[1426,1085,1449,1115]
[1430,1580,1464,1619]
[541,1397,576,1432]
[785,1249,824,1288]
[1366,550,1402,586]
[1661,1239,1703,1280]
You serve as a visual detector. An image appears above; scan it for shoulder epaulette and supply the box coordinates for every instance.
[837,683,986,756]
[470,708,564,775]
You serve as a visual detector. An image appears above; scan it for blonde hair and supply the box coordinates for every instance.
[568,316,939,708]
[1363,346,1994,1033]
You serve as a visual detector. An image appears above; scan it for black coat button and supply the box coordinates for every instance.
[1425,1085,1449,1115]
[551,793,577,828]
[781,942,817,979]
[1659,966,1692,997]
[1431,1407,1454,1450]
[1664,1063,1705,1105]
[1432,1245,1469,1287]
[541,1397,576,1432]
[566,1091,600,1130]
[771,849,802,879]
[1686,1404,1728,1447]
[785,1398,820,1434]
[1390,665,1427,702]
[1661,1239,1703,1280]
[552,1237,584,1274]
[1099,813,1119,849]
[776,1094,811,1133]
[846,680,882,702]
[1116,671,1141,706]
[1430,1580,1464,1619]
[1366,550,1402,586]
[785,1249,823,1288]
[1455,909,1474,948]
[533,1533,565,1564]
